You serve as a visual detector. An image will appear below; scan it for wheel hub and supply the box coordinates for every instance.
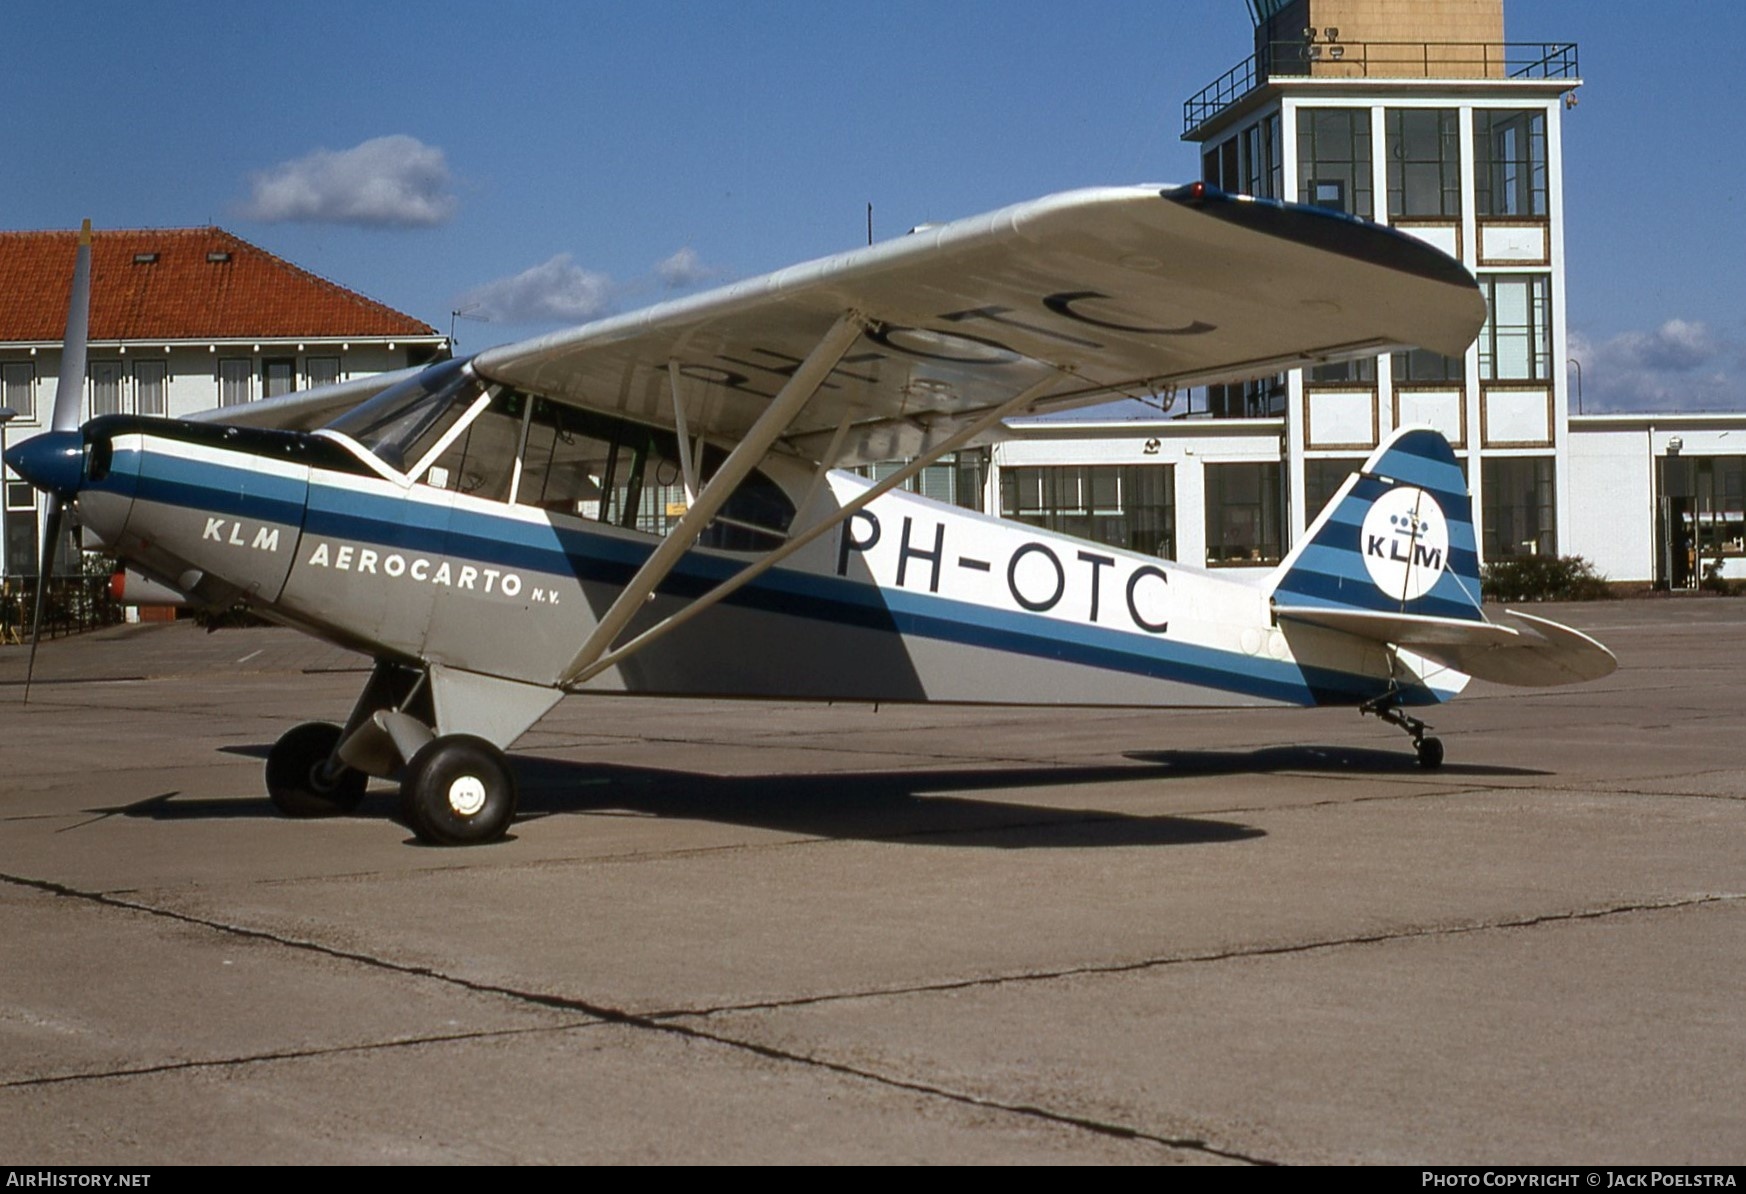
[447,775,488,817]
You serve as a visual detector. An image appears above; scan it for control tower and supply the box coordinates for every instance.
[1182,0,1579,563]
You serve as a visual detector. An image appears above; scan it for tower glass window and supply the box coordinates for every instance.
[1303,457,1368,520]
[1478,275,1552,381]
[1475,109,1548,218]
[1393,348,1466,384]
[1386,108,1461,218]
[1298,108,1373,217]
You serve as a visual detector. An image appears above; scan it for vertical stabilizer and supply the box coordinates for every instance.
[1269,427,1483,622]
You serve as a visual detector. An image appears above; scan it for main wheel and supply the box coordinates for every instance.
[266,721,367,817]
[399,735,518,845]
[1416,736,1445,769]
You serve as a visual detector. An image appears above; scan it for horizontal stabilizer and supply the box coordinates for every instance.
[1275,605,1618,688]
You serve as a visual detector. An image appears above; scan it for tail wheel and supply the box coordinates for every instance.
[1416,736,1445,769]
[266,721,368,817]
[400,735,517,846]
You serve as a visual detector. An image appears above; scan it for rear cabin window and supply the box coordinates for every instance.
[514,396,794,550]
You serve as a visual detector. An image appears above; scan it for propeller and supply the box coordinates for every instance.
[18,220,93,702]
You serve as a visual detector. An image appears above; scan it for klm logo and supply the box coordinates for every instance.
[1359,488,1449,601]
[203,517,281,553]
[1367,511,1443,572]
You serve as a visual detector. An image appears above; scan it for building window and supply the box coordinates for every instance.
[90,360,125,418]
[1205,461,1282,565]
[134,360,168,417]
[218,358,252,406]
[860,450,987,512]
[1393,349,1465,384]
[1298,108,1373,217]
[2,362,35,422]
[1693,457,1746,562]
[1000,464,1174,559]
[1475,109,1548,218]
[1238,115,1281,199]
[1203,137,1240,192]
[1303,457,1369,521]
[1205,374,1286,419]
[307,356,341,389]
[1478,275,1552,381]
[1386,108,1461,218]
[5,508,37,578]
[1308,356,1378,386]
[1482,456,1555,559]
[263,357,296,398]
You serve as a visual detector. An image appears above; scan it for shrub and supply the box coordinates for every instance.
[1481,555,1615,602]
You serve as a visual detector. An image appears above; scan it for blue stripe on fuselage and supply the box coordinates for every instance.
[120,447,1436,707]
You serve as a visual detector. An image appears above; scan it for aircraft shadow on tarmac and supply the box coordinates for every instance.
[83,743,1542,848]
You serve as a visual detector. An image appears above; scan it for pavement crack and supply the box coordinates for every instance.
[7,869,1731,1165]
[0,868,1264,1163]
[0,1023,593,1091]
[654,892,1746,1020]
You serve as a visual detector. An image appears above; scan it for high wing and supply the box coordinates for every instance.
[466,184,1486,467]
[190,186,1484,463]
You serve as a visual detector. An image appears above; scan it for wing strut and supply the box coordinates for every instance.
[666,358,700,503]
[557,313,867,687]
[563,371,1065,689]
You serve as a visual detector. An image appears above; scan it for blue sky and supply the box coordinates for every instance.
[9,1,1743,411]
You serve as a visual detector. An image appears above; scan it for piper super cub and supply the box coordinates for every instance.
[7,184,1615,845]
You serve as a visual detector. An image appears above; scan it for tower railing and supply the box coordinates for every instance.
[1183,41,1579,137]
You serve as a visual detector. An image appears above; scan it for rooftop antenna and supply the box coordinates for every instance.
[449,304,488,349]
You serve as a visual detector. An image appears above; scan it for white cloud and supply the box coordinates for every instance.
[461,254,614,325]
[1571,319,1746,412]
[655,246,715,289]
[239,135,457,228]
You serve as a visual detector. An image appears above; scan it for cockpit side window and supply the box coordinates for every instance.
[422,388,526,502]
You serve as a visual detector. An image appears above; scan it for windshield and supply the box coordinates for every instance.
[326,357,486,472]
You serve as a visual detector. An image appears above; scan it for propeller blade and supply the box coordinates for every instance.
[51,220,93,434]
[21,221,94,703]
[22,498,66,704]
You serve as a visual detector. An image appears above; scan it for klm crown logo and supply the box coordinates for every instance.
[1360,487,1449,601]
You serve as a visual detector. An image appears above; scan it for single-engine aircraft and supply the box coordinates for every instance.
[8,185,1615,845]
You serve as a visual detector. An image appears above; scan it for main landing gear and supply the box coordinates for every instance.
[399,734,518,846]
[263,661,521,846]
[266,721,368,817]
[1360,691,1445,769]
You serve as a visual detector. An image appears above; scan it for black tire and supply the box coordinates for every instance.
[399,734,517,845]
[266,721,367,817]
[1416,736,1445,769]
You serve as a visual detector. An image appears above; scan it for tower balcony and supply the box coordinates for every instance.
[1183,40,1578,139]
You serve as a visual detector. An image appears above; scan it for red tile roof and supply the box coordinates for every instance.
[0,227,439,342]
